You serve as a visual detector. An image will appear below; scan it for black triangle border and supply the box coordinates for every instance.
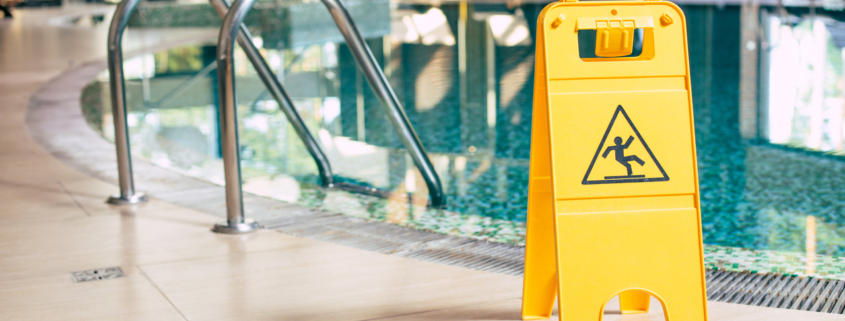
[581,105,670,185]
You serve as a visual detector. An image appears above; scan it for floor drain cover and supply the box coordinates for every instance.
[71,267,126,282]
[707,269,845,314]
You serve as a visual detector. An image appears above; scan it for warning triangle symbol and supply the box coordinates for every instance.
[582,105,669,185]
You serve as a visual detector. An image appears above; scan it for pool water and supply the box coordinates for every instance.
[81,1,845,275]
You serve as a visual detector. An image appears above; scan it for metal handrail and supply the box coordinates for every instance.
[209,0,334,188]
[320,0,444,207]
[214,0,445,229]
[105,0,334,207]
[109,0,445,228]
[215,0,259,233]
[106,0,148,205]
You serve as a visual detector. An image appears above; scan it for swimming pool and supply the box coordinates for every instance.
[81,0,845,277]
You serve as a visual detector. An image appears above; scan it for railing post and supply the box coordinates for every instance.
[208,0,334,188]
[319,0,445,208]
[212,0,260,234]
[106,0,148,205]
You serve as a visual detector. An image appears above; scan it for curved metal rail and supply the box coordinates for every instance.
[106,0,334,206]
[106,0,148,205]
[208,0,334,188]
[215,0,260,233]
[319,0,444,207]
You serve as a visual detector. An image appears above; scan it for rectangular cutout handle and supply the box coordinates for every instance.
[576,16,654,59]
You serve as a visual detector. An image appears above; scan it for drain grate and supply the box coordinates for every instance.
[71,267,126,282]
[262,212,845,314]
[261,212,525,276]
[706,269,845,314]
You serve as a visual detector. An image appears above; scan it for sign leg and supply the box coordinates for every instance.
[521,61,556,318]
[619,290,651,314]
[521,182,557,320]
[522,14,560,320]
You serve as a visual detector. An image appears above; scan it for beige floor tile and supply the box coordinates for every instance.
[0,267,185,321]
[374,299,524,321]
[140,244,523,321]
[53,177,194,217]
[0,210,309,282]
[377,297,845,321]
[0,180,89,223]
[0,157,89,182]
[55,177,131,214]
[0,202,88,223]
[0,141,47,157]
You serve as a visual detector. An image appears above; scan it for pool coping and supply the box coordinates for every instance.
[24,31,527,276]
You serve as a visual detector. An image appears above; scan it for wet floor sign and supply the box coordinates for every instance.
[522,1,707,320]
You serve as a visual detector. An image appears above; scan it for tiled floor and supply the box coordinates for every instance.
[1,4,843,321]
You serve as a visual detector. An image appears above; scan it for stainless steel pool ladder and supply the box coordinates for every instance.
[107,0,445,233]
[215,0,446,231]
[105,0,335,206]
[215,0,446,233]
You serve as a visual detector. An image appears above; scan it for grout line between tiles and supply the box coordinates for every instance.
[356,298,521,321]
[137,265,189,321]
[57,180,91,217]
[136,233,330,269]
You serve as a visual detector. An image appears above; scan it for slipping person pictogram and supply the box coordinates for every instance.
[601,136,645,178]
[582,105,669,185]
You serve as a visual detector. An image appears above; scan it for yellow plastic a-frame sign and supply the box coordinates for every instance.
[522,1,707,320]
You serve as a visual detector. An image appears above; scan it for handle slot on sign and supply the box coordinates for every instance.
[579,29,644,58]
[576,16,655,60]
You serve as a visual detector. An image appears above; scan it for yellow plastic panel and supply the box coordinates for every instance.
[521,21,558,317]
[548,77,686,94]
[521,1,706,320]
[555,195,694,214]
[542,3,688,79]
[548,90,696,200]
[555,208,707,321]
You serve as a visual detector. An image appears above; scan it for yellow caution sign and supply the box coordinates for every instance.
[522,1,707,320]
